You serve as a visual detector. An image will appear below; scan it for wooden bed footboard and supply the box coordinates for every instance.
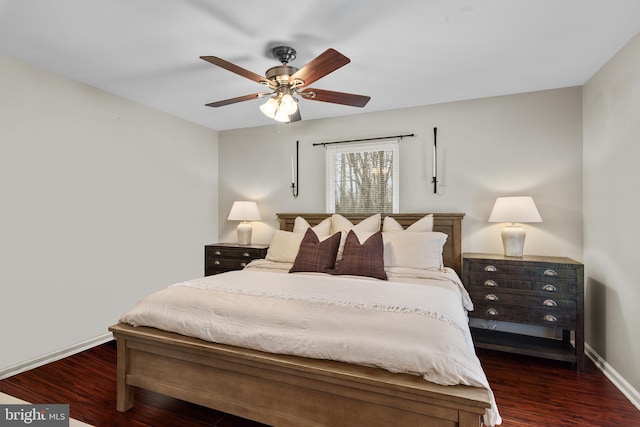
[109,323,489,427]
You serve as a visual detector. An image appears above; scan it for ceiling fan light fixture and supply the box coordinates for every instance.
[273,105,291,123]
[259,97,279,119]
[280,93,298,115]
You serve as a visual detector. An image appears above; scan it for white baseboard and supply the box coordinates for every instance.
[585,343,640,411]
[0,333,113,380]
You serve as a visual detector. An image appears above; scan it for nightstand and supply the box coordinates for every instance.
[462,253,584,372]
[205,243,269,276]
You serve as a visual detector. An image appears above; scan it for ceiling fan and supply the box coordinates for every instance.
[200,46,371,123]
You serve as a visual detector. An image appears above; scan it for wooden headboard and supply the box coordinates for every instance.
[276,213,465,276]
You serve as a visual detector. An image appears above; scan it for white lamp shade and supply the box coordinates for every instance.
[488,196,542,223]
[227,201,261,221]
[273,106,291,123]
[259,97,278,119]
[280,94,298,115]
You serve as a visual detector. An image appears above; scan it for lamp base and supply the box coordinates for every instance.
[236,222,253,245]
[501,224,526,257]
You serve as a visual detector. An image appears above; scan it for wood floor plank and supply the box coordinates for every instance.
[0,341,638,426]
[477,348,640,426]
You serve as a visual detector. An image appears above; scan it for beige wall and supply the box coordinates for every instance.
[219,87,583,264]
[0,54,219,374]
[583,31,640,400]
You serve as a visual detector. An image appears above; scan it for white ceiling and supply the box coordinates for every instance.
[1,0,640,131]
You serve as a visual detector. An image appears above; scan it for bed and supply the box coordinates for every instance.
[110,212,500,427]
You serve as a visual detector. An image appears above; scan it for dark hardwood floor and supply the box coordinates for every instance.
[1,341,638,426]
[476,348,640,426]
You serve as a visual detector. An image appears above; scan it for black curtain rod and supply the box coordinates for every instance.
[313,133,415,147]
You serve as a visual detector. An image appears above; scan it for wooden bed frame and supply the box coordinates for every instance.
[110,212,492,427]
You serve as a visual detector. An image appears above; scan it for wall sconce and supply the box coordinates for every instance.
[227,201,261,245]
[291,140,299,198]
[432,127,438,194]
[488,196,542,257]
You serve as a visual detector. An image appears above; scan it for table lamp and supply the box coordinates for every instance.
[488,196,542,257]
[227,201,261,245]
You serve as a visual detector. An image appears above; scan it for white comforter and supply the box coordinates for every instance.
[119,263,501,425]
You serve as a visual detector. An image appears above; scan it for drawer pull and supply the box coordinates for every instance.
[214,250,221,256]
[484,280,498,287]
[542,284,557,292]
[486,308,499,317]
[543,299,557,307]
[240,262,247,267]
[484,265,498,272]
[214,260,220,265]
[544,314,558,323]
[242,252,251,258]
[544,269,558,276]
[485,294,499,302]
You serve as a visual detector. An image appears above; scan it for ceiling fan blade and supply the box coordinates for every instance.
[299,88,370,107]
[200,56,266,83]
[290,49,350,86]
[289,109,302,123]
[205,93,267,107]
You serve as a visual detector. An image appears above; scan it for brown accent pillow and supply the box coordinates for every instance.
[333,230,387,280]
[289,228,341,273]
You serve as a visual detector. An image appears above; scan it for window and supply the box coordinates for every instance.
[326,141,399,214]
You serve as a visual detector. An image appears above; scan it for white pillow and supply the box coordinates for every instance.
[331,213,381,234]
[293,216,332,237]
[382,214,433,232]
[382,231,447,270]
[331,213,381,261]
[265,230,305,263]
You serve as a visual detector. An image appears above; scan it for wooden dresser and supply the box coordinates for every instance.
[204,243,269,276]
[462,253,584,372]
